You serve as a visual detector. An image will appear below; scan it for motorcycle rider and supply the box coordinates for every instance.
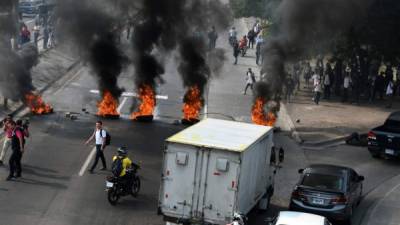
[112,147,133,191]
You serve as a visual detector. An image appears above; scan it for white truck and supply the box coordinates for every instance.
[158,118,278,225]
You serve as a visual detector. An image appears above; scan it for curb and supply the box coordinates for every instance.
[0,52,80,136]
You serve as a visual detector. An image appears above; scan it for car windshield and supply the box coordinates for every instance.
[301,173,344,191]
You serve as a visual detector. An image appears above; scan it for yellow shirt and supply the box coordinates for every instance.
[112,156,132,177]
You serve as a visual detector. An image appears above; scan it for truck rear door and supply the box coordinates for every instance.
[160,143,200,220]
[201,150,240,224]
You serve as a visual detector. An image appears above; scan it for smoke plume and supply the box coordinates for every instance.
[57,0,126,99]
[260,0,372,102]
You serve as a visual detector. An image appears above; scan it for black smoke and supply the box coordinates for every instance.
[260,0,372,103]
[57,0,126,99]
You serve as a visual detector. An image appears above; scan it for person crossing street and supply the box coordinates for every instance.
[85,121,108,174]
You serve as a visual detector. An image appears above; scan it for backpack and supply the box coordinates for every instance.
[111,157,123,177]
[101,129,111,146]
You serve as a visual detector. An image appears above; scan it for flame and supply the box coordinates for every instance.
[25,92,53,114]
[97,91,119,116]
[131,84,156,119]
[251,97,276,126]
[183,86,203,121]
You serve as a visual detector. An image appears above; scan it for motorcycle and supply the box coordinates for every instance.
[105,163,141,205]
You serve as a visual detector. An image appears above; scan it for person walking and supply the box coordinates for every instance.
[85,121,108,173]
[342,67,352,102]
[285,75,295,102]
[208,26,218,50]
[386,79,394,108]
[33,23,40,47]
[0,115,13,165]
[233,41,240,65]
[6,121,25,180]
[243,68,256,95]
[43,26,49,50]
[311,71,322,104]
[247,29,255,49]
[20,25,31,45]
[255,35,264,65]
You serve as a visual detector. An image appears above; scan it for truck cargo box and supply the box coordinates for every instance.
[158,118,275,225]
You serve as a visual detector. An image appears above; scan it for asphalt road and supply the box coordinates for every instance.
[0,19,400,225]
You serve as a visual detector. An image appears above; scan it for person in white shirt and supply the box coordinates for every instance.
[85,121,108,173]
[243,68,256,95]
[386,80,394,108]
[342,68,352,102]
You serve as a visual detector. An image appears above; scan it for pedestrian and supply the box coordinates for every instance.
[373,72,385,101]
[208,26,218,50]
[255,35,264,65]
[313,79,322,105]
[285,75,295,102]
[20,25,31,45]
[233,41,240,65]
[303,61,312,88]
[386,79,394,108]
[323,63,332,99]
[228,27,237,46]
[253,20,261,35]
[85,121,108,173]
[0,115,13,165]
[247,29,255,49]
[33,23,40,47]
[342,67,352,102]
[6,121,25,181]
[43,26,49,50]
[243,68,256,95]
[126,17,134,40]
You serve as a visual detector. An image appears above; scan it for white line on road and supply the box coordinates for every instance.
[117,97,128,113]
[78,146,96,176]
[90,89,169,100]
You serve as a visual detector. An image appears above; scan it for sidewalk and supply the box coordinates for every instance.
[0,45,78,121]
[285,79,399,146]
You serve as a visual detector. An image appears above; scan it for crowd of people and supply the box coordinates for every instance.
[283,54,400,108]
[0,114,30,181]
[229,20,265,66]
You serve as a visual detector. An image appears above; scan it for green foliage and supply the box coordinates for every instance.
[230,0,273,18]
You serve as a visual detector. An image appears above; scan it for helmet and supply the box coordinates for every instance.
[117,146,127,156]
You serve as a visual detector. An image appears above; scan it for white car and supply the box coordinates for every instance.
[267,211,332,225]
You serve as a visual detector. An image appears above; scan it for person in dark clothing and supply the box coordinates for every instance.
[247,29,255,49]
[85,121,108,173]
[43,26,49,49]
[208,26,218,50]
[373,72,385,101]
[233,41,240,65]
[334,58,343,96]
[6,121,24,181]
[285,75,295,102]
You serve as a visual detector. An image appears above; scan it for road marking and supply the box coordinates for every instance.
[117,97,128,113]
[90,90,169,100]
[78,146,97,176]
[53,67,85,95]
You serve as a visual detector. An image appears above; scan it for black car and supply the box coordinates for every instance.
[368,111,400,158]
[289,164,364,224]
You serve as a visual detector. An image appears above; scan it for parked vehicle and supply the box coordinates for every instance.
[367,111,400,158]
[289,164,364,224]
[158,118,280,225]
[105,164,141,205]
[266,211,332,225]
[19,0,43,16]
